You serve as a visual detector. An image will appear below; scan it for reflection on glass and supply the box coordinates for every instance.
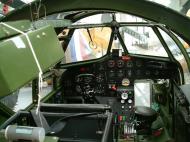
[65,27,111,63]
[115,13,146,22]
[134,81,151,107]
[0,78,53,112]
[14,85,32,111]
[120,26,168,57]
[174,34,190,58]
[148,0,182,12]
[0,90,19,110]
[0,84,32,112]
[159,28,190,84]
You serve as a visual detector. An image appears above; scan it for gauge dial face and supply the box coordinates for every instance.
[107,60,115,68]
[108,70,115,78]
[136,60,143,67]
[98,64,104,71]
[145,70,151,76]
[136,70,141,76]
[127,69,132,77]
[122,78,130,86]
[117,60,125,68]
[117,70,124,78]
[126,60,133,68]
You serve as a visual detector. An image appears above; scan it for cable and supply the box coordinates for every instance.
[36,0,47,20]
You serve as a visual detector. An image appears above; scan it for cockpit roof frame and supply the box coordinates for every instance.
[1,0,190,70]
[1,0,190,43]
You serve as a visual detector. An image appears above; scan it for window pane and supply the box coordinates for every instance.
[74,14,112,25]
[0,83,32,112]
[65,27,111,63]
[73,13,147,25]
[120,26,168,57]
[159,28,190,84]
[0,90,19,111]
[174,34,190,58]
[115,13,146,22]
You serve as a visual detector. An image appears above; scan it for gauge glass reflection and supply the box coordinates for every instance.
[117,60,125,68]
[122,78,130,86]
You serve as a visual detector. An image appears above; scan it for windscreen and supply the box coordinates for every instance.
[65,27,111,63]
[120,26,168,57]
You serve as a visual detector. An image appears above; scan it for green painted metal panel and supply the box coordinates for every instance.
[0,20,31,39]
[0,25,64,97]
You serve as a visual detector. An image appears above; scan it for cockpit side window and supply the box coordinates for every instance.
[158,28,190,84]
[175,34,190,58]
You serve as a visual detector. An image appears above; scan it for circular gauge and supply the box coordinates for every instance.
[107,60,115,68]
[117,60,125,68]
[98,64,104,71]
[117,70,124,78]
[145,70,151,76]
[136,60,143,67]
[122,78,130,86]
[96,74,104,83]
[136,70,141,76]
[108,70,115,78]
[127,69,132,77]
[126,60,133,68]
[154,70,159,76]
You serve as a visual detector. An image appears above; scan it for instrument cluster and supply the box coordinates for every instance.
[62,55,178,98]
[100,56,177,84]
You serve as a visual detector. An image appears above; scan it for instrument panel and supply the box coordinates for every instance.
[62,55,178,98]
[61,54,178,137]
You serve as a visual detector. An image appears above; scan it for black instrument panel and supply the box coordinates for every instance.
[62,55,178,98]
[61,55,178,130]
[94,56,177,85]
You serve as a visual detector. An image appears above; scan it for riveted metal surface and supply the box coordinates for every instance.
[0,20,31,39]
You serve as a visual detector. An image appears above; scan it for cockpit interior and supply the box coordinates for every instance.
[0,0,190,142]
